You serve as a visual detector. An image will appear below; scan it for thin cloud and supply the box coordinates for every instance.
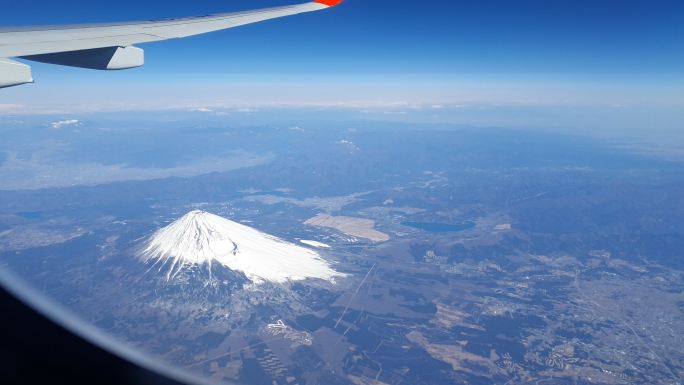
[50,119,81,129]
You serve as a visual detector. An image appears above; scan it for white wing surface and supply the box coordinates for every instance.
[0,0,342,88]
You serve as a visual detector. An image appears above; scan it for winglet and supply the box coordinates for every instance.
[314,0,343,6]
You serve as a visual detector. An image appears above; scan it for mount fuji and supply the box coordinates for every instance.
[140,210,344,284]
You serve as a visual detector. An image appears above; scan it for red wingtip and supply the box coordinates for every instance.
[315,0,343,6]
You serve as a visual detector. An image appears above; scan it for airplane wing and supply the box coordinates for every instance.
[0,0,342,89]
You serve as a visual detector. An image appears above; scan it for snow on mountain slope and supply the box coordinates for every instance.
[300,240,331,249]
[141,210,344,284]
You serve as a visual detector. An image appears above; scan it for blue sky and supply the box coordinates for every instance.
[0,0,683,121]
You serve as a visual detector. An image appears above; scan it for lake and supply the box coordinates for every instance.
[401,221,476,233]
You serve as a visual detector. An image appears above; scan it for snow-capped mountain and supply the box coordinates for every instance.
[141,210,343,284]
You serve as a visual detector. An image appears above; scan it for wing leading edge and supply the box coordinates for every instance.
[0,0,342,89]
